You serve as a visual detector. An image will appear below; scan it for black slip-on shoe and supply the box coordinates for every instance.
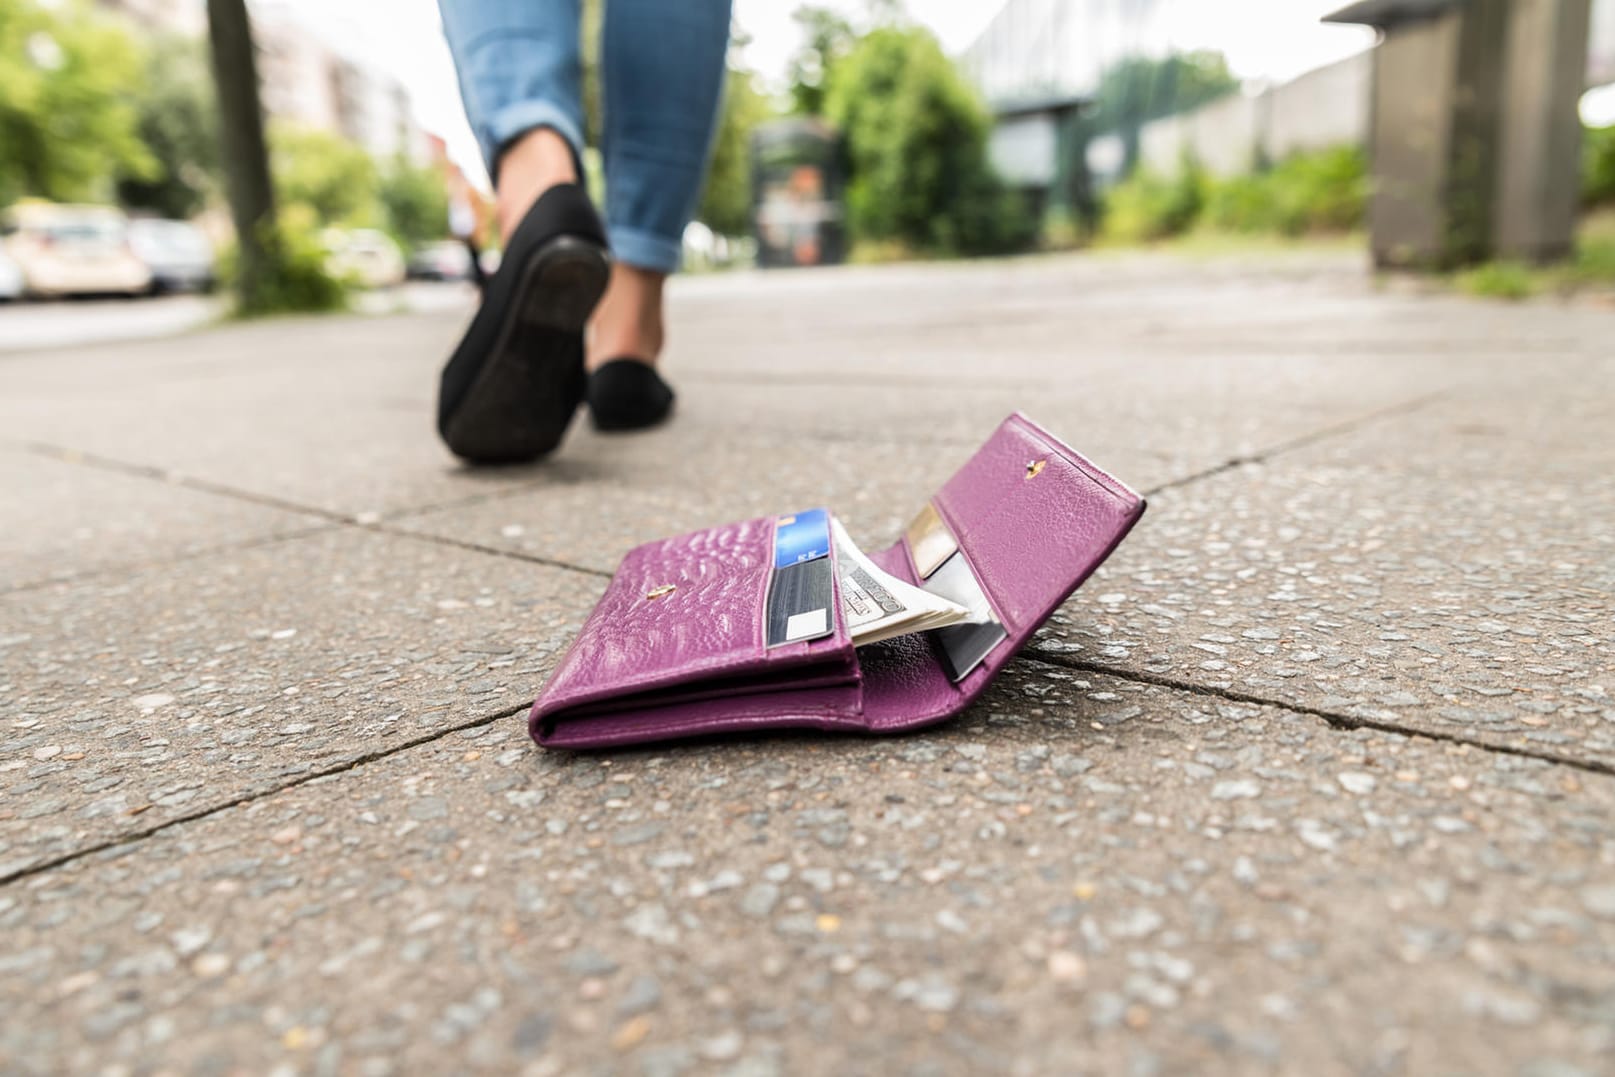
[437,183,609,464]
[587,358,676,432]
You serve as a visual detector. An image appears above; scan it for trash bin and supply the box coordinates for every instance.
[1327,0,1592,267]
[751,119,846,269]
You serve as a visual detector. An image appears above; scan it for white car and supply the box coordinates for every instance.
[128,218,216,293]
[0,248,22,301]
[1,203,152,298]
[322,228,406,289]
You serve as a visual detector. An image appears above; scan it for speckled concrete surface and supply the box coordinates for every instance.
[2,249,1613,1075]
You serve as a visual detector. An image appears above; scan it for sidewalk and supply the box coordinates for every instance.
[2,248,1612,1074]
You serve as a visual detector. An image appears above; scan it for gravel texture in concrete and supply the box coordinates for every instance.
[2,250,1612,1074]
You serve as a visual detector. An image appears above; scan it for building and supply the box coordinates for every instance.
[250,2,430,165]
[98,0,430,165]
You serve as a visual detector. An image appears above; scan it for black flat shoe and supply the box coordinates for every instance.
[437,183,609,464]
[588,358,676,432]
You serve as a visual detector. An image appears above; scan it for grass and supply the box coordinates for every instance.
[1452,210,1615,301]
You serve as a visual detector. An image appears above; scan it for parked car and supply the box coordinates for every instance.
[128,218,216,293]
[407,240,474,282]
[322,228,405,289]
[0,203,151,298]
[0,248,22,301]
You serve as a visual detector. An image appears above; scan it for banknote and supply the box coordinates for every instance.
[830,517,973,646]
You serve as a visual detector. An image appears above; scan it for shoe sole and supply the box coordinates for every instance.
[440,235,610,464]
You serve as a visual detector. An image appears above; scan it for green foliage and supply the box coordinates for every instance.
[787,5,855,117]
[270,123,379,227]
[699,65,773,236]
[1454,260,1536,300]
[1585,123,1615,207]
[378,156,448,252]
[1204,146,1367,235]
[0,0,154,205]
[1110,146,1367,242]
[1102,161,1207,243]
[221,205,350,317]
[826,25,1030,257]
[117,33,218,219]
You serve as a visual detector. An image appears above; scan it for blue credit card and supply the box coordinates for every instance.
[774,509,830,569]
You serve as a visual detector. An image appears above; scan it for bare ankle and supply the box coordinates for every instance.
[495,128,577,244]
[589,265,666,370]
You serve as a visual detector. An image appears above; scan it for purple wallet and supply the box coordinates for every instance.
[530,414,1146,749]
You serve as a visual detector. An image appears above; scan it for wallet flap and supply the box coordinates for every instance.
[929,412,1144,636]
[859,413,1144,731]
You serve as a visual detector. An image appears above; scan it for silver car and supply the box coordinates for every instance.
[128,218,216,294]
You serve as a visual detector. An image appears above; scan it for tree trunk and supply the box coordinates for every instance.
[205,0,276,308]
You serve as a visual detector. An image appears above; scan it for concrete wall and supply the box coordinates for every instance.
[1137,52,1372,177]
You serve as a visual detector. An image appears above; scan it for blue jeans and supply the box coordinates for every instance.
[439,0,732,273]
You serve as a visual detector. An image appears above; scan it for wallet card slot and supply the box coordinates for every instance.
[532,513,861,744]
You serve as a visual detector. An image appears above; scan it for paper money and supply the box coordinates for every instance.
[830,517,973,646]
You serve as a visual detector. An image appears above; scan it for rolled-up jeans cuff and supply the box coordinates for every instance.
[608,225,682,273]
[483,101,585,178]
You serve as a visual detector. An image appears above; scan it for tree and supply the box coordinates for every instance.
[270,123,379,226]
[207,0,278,309]
[0,0,153,205]
[207,0,344,314]
[118,33,219,219]
[1088,51,1240,133]
[826,25,1032,255]
[697,65,772,236]
[1086,51,1240,173]
[379,156,449,251]
[787,5,855,117]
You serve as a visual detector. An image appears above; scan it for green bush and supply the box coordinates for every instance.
[1454,260,1536,300]
[1585,124,1615,207]
[270,123,380,228]
[825,25,1033,257]
[378,156,449,252]
[220,207,350,317]
[1264,145,1367,235]
[1203,172,1273,232]
[1101,161,1206,243]
[1106,145,1367,242]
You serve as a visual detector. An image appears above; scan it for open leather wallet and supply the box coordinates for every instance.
[530,413,1146,749]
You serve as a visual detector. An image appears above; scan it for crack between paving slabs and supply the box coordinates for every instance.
[17,441,613,582]
[1139,390,1447,498]
[0,523,339,598]
[0,699,538,889]
[1020,652,1615,779]
[16,386,1446,587]
[0,389,1481,882]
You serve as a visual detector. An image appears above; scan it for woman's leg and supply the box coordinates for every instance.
[438,0,584,224]
[435,0,610,463]
[591,0,732,370]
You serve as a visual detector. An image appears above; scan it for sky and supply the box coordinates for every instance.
[257,0,1381,188]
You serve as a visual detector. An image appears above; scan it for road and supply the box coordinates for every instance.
[0,282,475,354]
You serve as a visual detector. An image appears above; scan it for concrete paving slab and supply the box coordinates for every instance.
[392,435,993,577]
[0,254,1517,525]
[0,449,319,592]
[1035,386,1615,768]
[1,528,602,879]
[1,671,1610,1075]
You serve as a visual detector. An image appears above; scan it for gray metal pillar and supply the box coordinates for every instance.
[1328,0,1593,269]
[1494,0,1595,261]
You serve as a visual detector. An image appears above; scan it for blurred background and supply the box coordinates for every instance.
[1,0,1613,325]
